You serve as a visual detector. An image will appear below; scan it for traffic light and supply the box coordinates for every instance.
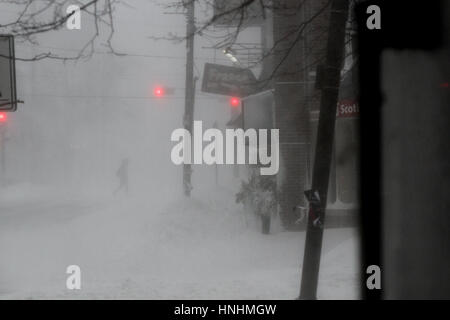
[152,86,175,98]
[230,96,240,108]
[153,86,165,98]
[0,112,7,123]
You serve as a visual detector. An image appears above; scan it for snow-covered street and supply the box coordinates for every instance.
[1,0,448,304]
[0,183,359,299]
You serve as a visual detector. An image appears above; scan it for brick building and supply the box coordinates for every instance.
[226,0,358,230]
[270,0,331,229]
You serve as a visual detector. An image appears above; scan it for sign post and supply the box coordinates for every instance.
[0,35,17,112]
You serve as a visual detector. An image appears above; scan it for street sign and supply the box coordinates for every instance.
[336,99,359,118]
[0,36,16,111]
[0,35,17,112]
[201,63,257,97]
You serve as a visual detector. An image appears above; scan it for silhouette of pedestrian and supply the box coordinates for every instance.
[114,158,129,195]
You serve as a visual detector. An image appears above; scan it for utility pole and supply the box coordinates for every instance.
[299,0,350,299]
[212,121,219,187]
[183,0,196,197]
[0,126,5,178]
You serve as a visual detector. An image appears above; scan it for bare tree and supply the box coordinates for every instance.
[152,0,356,85]
[0,0,122,61]
[1,0,356,67]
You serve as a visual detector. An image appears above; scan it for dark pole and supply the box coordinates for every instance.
[299,0,349,300]
[213,121,218,187]
[0,126,5,178]
[183,0,195,197]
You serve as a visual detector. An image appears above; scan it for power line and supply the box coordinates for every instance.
[16,43,229,63]
[19,93,223,101]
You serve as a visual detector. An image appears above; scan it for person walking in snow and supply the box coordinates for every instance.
[114,158,129,195]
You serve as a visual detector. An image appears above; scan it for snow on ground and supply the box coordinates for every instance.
[0,183,360,299]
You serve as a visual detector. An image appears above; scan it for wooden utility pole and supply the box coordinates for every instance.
[212,121,219,187]
[0,126,5,177]
[299,0,350,299]
[183,0,195,197]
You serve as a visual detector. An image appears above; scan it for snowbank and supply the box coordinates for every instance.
[0,185,359,299]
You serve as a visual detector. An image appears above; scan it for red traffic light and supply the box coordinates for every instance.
[0,112,7,122]
[230,97,240,107]
[153,86,165,98]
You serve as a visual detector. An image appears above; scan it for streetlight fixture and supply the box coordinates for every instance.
[223,47,239,64]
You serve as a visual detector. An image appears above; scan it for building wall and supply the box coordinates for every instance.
[272,0,331,229]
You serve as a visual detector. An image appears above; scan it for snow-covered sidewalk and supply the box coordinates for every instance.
[0,185,360,299]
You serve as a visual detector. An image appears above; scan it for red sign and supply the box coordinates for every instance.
[337,100,359,118]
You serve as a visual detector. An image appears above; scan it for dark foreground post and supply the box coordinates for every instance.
[183,0,196,197]
[299,0,350,300]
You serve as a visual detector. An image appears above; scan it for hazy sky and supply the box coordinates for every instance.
[3,0,259,194]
